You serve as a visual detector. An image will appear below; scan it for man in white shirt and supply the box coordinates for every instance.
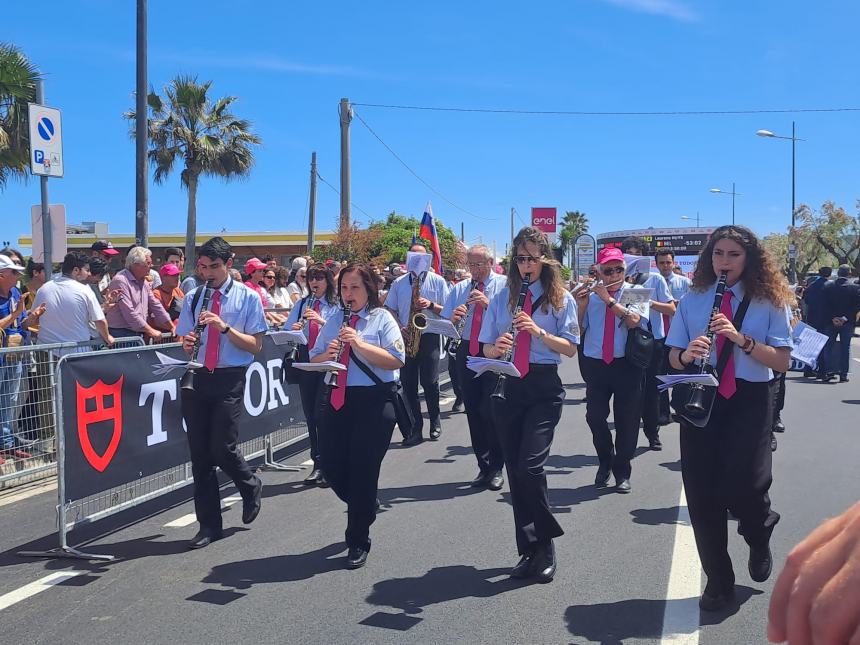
[31,252,115,349]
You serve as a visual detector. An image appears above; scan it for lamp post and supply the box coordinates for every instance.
[757,122,804,283]
[708,183,740,225]
[680,214,701,227]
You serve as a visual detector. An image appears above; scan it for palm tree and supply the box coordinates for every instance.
[126,75,262,268]
[0,43,40,190]
[557,210,589,265]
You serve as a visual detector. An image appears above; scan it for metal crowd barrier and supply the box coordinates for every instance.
[0,337,144,490]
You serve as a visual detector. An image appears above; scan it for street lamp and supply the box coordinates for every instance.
[680,214,701,227]
[757,122,805,283]
[709,183,740,225]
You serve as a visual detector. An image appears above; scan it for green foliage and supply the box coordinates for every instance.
[556,210,590,264]
[796,201,860,273]
[0,43,40,190]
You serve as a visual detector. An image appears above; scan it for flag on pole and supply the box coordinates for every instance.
[419,202,443,274]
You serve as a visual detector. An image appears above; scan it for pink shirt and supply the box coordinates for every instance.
[105,268,171,331]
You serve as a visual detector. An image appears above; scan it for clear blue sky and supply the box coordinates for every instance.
[3,0,859,253]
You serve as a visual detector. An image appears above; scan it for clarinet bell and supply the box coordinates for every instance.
[684,384,707,413]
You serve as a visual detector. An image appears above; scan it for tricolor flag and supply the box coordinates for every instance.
[419,202,443,274]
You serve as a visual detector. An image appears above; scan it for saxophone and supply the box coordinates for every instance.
[404,273,428,357]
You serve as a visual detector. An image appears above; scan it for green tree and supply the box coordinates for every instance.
[125,75,261,268]
[0,43,40,190]
[796,201,860,273]
[556,210,589,265]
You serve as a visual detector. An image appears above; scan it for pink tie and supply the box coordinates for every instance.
[717,290,737,399]
[602,291,618,365]
[513,289,533,377]
[663,313,670,335]
[308,300,321,349]
[203,290,222,372]
[330,314,360,411]
[468,282,485,357]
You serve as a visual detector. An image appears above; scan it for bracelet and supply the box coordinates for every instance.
[607,298,617,308]
[742,335,756,354]
[221,325,231,335]
[679,350,692,367]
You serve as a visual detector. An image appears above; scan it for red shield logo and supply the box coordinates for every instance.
[76,376,124,472]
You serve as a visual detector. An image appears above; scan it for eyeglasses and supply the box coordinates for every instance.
[601,266,625,276]
[466,261,489,268]
[514,255,543,265]
[264,274,275,280]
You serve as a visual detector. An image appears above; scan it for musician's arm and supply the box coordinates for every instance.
[650,300,676,315]
[351,340,404,369]
[224,329,264,354]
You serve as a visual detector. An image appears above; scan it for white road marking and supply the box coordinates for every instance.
[222,495,241,505]
[164,513,197,528]
[0,571,85,612]
[660,485,701,645]
[853,357,860,364]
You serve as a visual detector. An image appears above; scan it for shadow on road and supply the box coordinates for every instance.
[546,453,600,470]
[629,506,685,526]
[379,481,484,506]
[564,585,762,644]
[659,460,682,472]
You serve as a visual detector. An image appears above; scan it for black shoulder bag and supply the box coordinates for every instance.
[347,353,415,435]
[624,318,654,369]
[670,294,751,428]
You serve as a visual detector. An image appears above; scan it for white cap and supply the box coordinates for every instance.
[0,254,25,272]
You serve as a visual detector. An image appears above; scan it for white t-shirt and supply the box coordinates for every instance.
[270,286,292,309]
[33,276,105,344]
[286,281,308,302]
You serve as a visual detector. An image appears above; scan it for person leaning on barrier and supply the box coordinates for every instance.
[151,263,185,333]
[176,236,267,550]
[105,246,171,342]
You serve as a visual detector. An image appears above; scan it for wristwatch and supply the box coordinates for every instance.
[221,325,231,335]
[741,334,755,354]
[539,328,548,340]
[607,298,617,308]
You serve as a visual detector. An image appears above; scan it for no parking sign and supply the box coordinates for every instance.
[28,103,64,178]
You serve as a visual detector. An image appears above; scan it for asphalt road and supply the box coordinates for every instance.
[0,347,858,645]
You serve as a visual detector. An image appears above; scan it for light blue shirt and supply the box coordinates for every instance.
[665,280,793,382]
[478,281,580,365]
[665,272,692,302]
[284,294,340,331]
[638,272,673,340]
[176,278,268,368]
[581,284,651,360]
[441,273,506,342]
[384,272,450,327]
[309,306,405,386]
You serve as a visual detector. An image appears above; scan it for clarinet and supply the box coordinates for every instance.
[286,293,317,361]
[180,280,214,390]
[324,302,353,389]
[447,279,478,357]
[684,270,729,413]
[491,273,531,401]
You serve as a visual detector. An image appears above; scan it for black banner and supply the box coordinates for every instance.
[60,335,304,501]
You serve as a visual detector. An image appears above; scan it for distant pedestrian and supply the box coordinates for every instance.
[822,264,860,383]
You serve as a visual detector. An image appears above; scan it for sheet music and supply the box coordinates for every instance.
[790,322,828,367]
[655,373,719,391]
[424,318,460,339]
[619,287,653,317]
[466,356,522,378]
[269,329,308,346]
[406,251,432,275]
[624,255,652,277]
[291,361,347,373]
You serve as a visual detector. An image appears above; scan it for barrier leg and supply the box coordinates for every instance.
[257,433,305,472]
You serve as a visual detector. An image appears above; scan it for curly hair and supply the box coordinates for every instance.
[507,227,566,313]
[691,225,791,307]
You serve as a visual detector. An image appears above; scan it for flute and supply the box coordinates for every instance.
[324,302,353,388]
[491,273,531,401]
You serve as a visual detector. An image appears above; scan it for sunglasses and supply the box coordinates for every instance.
[264,274,275,279]
[601,266,625,276]
[514,255,543,265]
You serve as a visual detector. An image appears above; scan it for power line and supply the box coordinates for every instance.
[352,102,860,117]
[351,110,499,222]
[315,170,373,221]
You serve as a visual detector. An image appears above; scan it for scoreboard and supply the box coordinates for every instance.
[596,227,716,276]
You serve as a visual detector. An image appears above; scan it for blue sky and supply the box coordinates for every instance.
[3,0,859,253]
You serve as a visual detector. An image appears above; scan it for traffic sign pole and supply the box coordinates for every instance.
[36,80,52,272]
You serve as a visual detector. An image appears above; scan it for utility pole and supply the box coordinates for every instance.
[135,0,148,247]
[35,80,52,271]
[307,151,317,253]
[339,98,352,230]
[460,222,464,242]
[510,208,515,247]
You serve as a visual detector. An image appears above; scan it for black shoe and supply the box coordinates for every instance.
[242,479,263,524]
[488,471,504,491]
[403,433,424,447]
[188,529,223,550]
[840,374,849,383]
[429,425,442,441]
[772,417,785,433]
[470,471,490,488]
[451,398,464,412]
[803,369,815,378]
[510,551,535,579]
[648,436,663,451]
[303,468,322,485]
[699,586,735,612]
[749,543,773,582]
[821,373,838,383]
[616,479,632,493]
[770,433,777,452]
[532,542,557,583]
[594,465,611,487]
[346,547,368,569]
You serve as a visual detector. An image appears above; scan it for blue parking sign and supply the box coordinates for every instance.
[34,150,44,164]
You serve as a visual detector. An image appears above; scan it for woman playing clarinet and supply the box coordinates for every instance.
[666,225,793,612]
[284,265,339,486]
[309,264,405,569]
[479,226,579,583]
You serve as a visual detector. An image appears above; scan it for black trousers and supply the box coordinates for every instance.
[771,372,786,419]
[680,380,780,593]
[298,370,325,468]
[181,368,260,533]
[490,365,565,555]
[583,356,645,481]
[455,344,503,475]
[447,341,463,401]
[642,339,667,438]
[320,384,396,551]
[401,332,441,436]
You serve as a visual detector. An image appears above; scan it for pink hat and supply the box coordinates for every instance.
[244,257,267,274]
[159,263,181,277]
[597,247,625,265]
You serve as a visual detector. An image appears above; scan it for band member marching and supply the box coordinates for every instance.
[574,247,648,493]
[384,243,450,445]
[480,227,579,583]
[176,237,268,549]
[666,225,792,611]
[284,265,339,486]
[310,264,406,569]
[441,244,506,491]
